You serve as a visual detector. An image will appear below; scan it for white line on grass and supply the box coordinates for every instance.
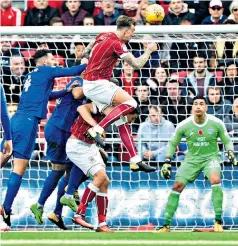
[1,240,238,245]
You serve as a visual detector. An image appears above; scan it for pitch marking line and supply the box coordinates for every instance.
[1,240,238,245]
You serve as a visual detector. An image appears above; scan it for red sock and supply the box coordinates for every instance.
[77,184,98,215]
[99,104,135,129]
[96,193,108,224]
[117,123,137,158]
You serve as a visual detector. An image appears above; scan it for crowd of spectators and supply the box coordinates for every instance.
[1,0,238,161]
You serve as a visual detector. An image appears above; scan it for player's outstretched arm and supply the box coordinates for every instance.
[51,63,87,78]
[122,43,157,69]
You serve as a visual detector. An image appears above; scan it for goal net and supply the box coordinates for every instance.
[1,25,238,231]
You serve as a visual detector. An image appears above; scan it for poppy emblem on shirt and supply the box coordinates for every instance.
[198,130,203,136]
[8,15,12,19]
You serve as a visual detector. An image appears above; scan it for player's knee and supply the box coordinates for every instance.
[122,99,137,109]
[209,173,221,185]
[13,158,28,175]
[172,181,185,193]
[104,176,110,187]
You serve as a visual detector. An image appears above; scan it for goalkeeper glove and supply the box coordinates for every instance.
[161,158,172,179]
[227,150,237,165]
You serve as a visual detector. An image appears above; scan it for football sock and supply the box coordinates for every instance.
[164,191,180,226]
[38,170,64,206]
[211,184,223,221]
[3,172,22,213]
[66,165,88,196]
[96,192,108,225]
[98,104,135,129]
[77,183,99,215]
[54,176,68,216]
[117,123,137,158]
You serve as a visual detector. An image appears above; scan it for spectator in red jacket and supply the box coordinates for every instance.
[0,0,24,26]
[61,0,88,26]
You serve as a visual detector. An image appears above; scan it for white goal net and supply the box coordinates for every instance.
[1,25,238,231]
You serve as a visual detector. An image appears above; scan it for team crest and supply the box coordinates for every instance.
[198,130,203,136]
[122,44,128,52]
[208,129,214,135]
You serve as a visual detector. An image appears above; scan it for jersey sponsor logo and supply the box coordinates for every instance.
[198,130,203,136]
[207,129,214,135]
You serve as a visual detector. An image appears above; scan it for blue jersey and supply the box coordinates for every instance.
[47,77,87,132]
[0,84,11,140]
[17,64,86,119]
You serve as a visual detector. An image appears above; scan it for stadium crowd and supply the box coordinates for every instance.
[1,0,238,162]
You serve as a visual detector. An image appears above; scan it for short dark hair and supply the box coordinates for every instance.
[223,19,237,24]
[116,15,135,30]
[134,78,148,87]
[50,17,63,26]
[34,49,52,63]
[192,96,206,104]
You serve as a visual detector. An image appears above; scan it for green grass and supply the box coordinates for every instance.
[1,232,238,246]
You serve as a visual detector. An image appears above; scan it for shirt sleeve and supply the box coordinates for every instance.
[166,125,183,158]
[218,120,234,151]
[1,85,11,140]
[50,64,87,79]
[49,89,68,100]
[113,41,128,59]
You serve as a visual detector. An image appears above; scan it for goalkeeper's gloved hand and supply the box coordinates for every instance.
[227,150,237,165]
[161,158,172,179]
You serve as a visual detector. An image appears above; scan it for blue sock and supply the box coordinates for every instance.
[38,170,64,206]
[54,176,68,216]
[67,165,88,195]
[3,172,22,213]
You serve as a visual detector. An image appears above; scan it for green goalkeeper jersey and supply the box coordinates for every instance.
[166,114,234,163]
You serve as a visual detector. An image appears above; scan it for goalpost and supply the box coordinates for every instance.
[1,25,238,231]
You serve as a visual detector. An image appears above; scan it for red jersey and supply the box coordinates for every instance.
[0,6,24,26]
[71,114,104,144]
[84,32,128,81]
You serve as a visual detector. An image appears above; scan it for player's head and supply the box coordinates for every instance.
[34,49,56,66]
[192,96,207,116]
[116,15,136,42]
[127,106,140,123]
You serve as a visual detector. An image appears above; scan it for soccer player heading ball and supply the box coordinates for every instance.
[159,96,237,233]
[82,15,157,173]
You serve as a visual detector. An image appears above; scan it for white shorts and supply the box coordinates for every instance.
[66,138,106,177]
[83,80,122,112]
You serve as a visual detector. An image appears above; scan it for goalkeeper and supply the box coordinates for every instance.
[159,96,237,233]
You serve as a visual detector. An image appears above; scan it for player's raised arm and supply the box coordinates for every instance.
[122,43,157,69]
[83,40,95,59]
[218,120,237,165]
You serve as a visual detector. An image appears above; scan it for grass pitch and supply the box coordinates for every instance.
[1,232,238,246]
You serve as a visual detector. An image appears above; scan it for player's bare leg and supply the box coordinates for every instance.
[157,181,186,232]
[0,158,28,228]
[209,172,224,232]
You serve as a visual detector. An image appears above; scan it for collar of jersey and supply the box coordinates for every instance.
[192,114,208,127]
